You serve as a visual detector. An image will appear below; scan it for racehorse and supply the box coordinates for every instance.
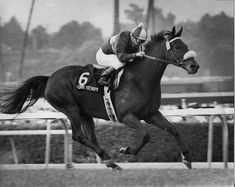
[0,26,199,170]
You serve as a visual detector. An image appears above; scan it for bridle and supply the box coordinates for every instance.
[144,37,196,67]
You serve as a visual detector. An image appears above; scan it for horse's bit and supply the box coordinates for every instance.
[144,37,196,67]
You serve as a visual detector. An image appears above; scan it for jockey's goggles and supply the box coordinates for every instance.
[136,38,146,44]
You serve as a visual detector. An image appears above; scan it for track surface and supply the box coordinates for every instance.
[0,163,233,187]
[0,168,233,187]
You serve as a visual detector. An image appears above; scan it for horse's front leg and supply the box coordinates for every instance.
[119,113,150,155]
[145,111,192,169]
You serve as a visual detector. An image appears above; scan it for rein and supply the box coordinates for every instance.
[144,54,180,65]
[144,37,196,67]
[143,37,183,66]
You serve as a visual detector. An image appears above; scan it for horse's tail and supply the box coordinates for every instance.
[0,76,49,114]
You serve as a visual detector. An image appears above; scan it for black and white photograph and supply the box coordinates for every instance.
[0,0,234,186]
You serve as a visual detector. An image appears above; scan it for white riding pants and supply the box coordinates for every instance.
[96,48,125,70]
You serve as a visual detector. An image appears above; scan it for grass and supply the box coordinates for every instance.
[0,169,233,187]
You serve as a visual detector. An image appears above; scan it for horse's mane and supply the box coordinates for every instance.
[145,30,172,53]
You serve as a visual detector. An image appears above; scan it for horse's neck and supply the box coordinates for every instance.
[128,44,167,89]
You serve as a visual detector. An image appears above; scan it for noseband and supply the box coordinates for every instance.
[144,37,196,66]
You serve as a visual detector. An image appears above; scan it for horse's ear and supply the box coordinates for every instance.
[176,27,183,37]
[171,26,176,35]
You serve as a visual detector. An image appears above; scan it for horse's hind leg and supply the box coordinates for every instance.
[79,115,121,170]
[64,107,122,170]
[80,115,99,146]
[145,111,192,169]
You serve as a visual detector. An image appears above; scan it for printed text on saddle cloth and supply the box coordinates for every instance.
[76,72,99,92]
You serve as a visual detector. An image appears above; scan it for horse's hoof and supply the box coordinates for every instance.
[113,165,123,172]
[183,160,192,169]
[119,146,131,154]
[181,152,192,169]
[66,163,74,169]
[104,159,122,170]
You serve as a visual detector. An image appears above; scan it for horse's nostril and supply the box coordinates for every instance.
[190,64,198,71]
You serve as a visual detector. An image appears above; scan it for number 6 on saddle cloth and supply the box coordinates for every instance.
[75,64,123,122]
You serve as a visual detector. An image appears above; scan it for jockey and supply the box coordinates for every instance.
[96,23,147,86]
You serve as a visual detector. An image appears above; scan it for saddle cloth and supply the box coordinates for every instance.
[75,64,122,122]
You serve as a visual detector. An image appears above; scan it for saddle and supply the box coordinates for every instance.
[75,64,123,93]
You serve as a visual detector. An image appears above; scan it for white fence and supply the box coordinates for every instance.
[0,108,234,169]
[161,91,234,105]
[162,91,234,99]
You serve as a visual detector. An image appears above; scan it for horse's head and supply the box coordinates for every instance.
[146,26,199,74]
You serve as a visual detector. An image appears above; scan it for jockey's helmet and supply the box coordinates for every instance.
[131,23,147,42]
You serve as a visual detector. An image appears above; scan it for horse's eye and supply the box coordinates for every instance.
[174,44,180,49]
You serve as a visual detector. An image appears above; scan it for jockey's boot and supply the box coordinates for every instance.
[98,66,116,86]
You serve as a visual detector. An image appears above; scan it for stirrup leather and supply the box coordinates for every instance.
[98,75,110,85]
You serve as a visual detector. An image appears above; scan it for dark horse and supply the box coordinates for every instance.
[0,27,199,170]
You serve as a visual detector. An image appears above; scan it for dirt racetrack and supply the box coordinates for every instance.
[0,167,233,187]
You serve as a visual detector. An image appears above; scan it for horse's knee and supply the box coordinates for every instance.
[72,135,78,141]
[166,126,179,137]
[143,132,151,143]
[99,150,111,160]
[73,135,86,144]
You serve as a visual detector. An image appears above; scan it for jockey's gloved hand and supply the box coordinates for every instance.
[134,51,145,58]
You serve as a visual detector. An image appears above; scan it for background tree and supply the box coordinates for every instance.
[50,21,102,49]
[154,8,175,32]
[0,18,4,82]
[113,0,120,35]
[50,21,83,49]
[121,4,144,31]
[2,17,24,51]
[31,25,49,51]
[124,3,144,24]
[183,12,234,76]
[79,22,102,42]
[123,3,175,34]
[146,0,155,35]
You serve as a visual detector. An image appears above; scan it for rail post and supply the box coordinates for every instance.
[207,115,215,168]
[9,138,18,164]
[219,115,229,168]
[45,120,51,168]
[60,119,73,168]
[207,115,229,169]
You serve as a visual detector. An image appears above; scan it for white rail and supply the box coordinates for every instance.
[162,91,234,99]
[0,114,72,168]
[0,108,234,169]
[0,130,72,135]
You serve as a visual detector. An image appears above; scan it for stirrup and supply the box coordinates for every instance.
[98,77,110,86]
